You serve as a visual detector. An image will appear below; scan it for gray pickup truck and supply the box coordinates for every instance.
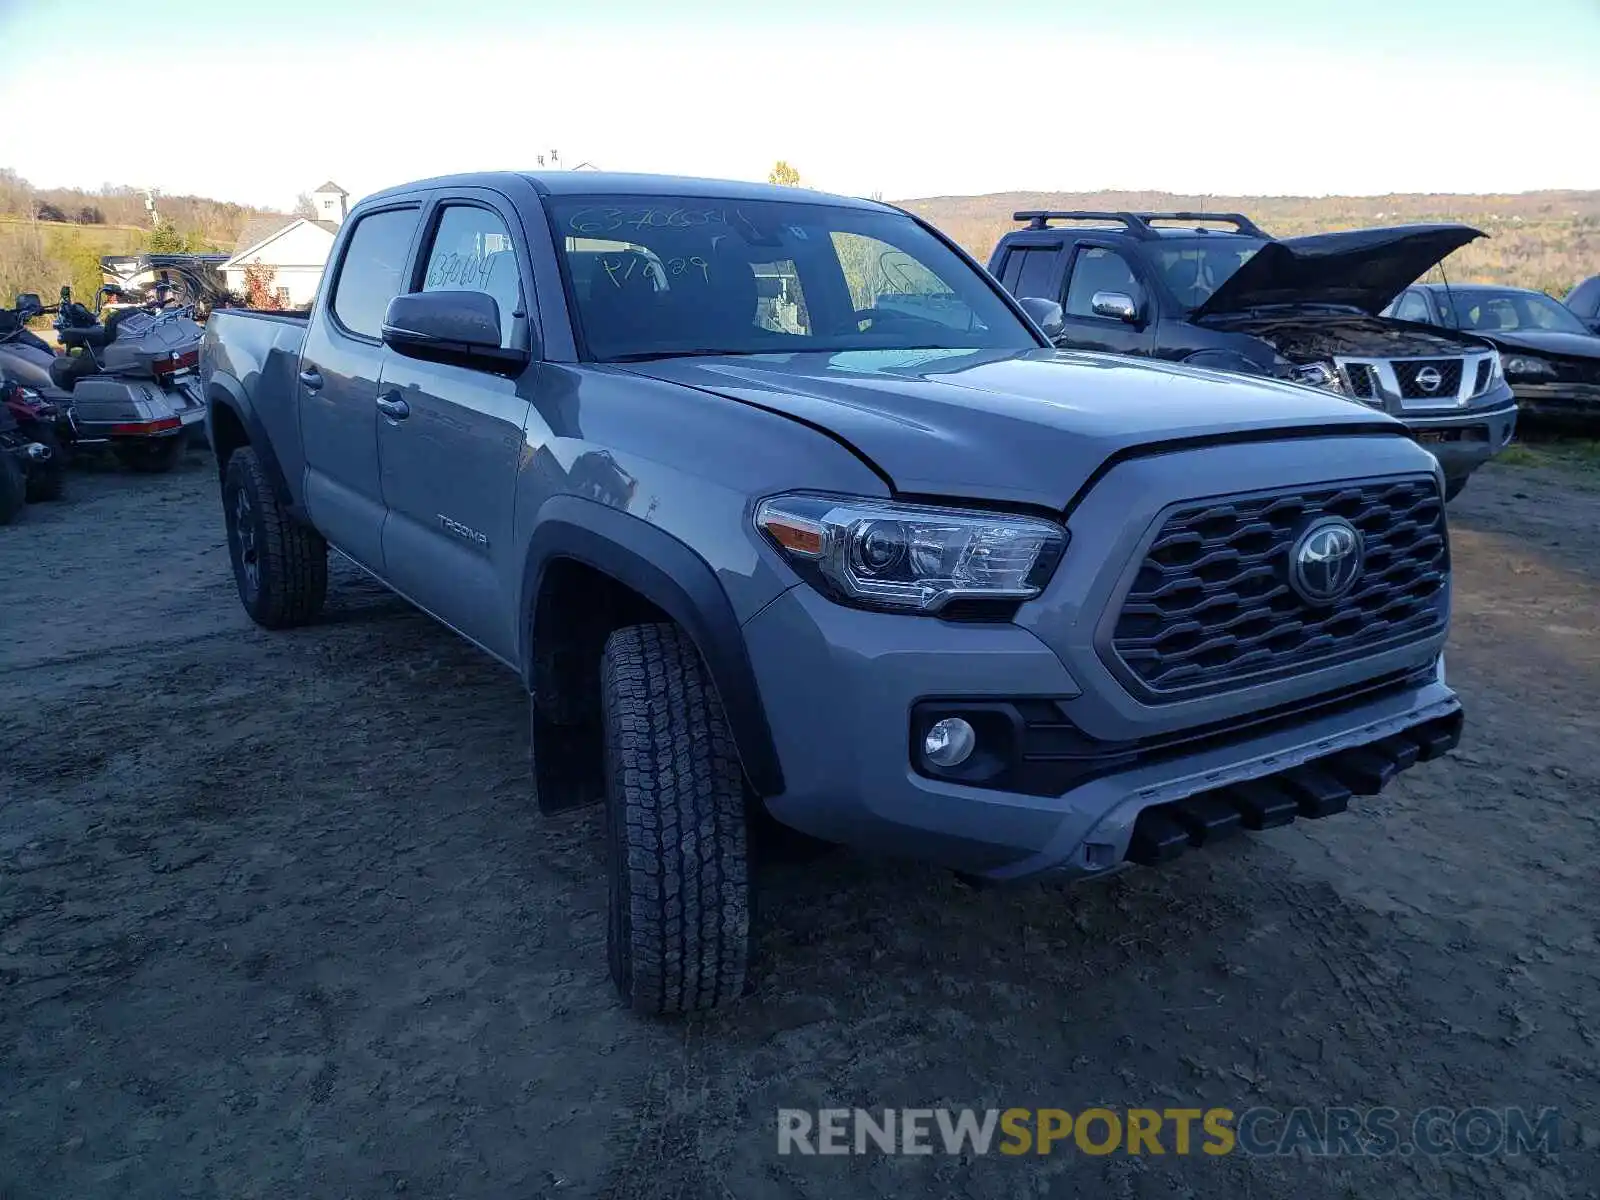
[201,172,1464,1015]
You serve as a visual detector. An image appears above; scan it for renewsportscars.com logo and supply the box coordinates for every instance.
[777,1107,1563,1158]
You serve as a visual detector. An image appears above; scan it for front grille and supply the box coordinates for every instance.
[1393,358,1463,400]
[1110,477,1448,699]
[1473,358,1493,395]
[1343,362,1377,399]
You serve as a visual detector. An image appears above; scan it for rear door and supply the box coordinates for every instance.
[299,202,423,569]
[1056,240,1156,356]
[375,189,537,662]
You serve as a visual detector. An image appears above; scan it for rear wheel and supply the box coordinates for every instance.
[23,429,66,501]
[222,446,328,628]
[115,436,186,474]
[601,623,752,1015]
[0,454,25,525]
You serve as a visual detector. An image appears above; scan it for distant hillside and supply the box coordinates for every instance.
[0,168,286,305]
[899,190,1600,297]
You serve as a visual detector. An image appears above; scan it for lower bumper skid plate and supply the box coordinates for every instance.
[1125,710,1463,866]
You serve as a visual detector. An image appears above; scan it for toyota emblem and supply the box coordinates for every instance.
[1289,517,1365,605]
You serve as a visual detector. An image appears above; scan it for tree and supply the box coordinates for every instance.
[293,192,317,219]
[243,261,279,309]
[77,205,105,225]
[768,161,802,187]
[146,223,190,253]
[35,201,67,222]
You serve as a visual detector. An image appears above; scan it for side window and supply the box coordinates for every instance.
[1010,248,1060,302]
[330,207,420,340]
[420,205,525,349]
[1394,291,1432,323]
[1064,246,1141,318]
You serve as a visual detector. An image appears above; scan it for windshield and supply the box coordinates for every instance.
[546,195,1037,360]
[1444,289,1591,335]
[1150,237,1264,309]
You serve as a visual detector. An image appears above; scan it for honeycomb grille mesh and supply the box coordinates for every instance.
[1111,477,1448,698]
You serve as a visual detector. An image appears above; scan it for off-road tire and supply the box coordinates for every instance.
[0,454,25,525]
[223,446,328,628]
[116,436,186,474]
[1443,475,1468,502]
[23,429,66,502]
[601,623,751,1015]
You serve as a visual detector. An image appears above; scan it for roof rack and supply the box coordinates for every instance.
[1012,210,1267,239]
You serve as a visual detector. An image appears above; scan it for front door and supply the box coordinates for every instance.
[298,203,423,570]
[376,195,535,662]
[1057,241,1156,356]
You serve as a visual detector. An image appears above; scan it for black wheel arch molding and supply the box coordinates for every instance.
[519,495,786,798]
[205,379,299,516]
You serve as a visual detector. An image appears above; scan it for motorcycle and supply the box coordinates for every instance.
[47,284,206,473]
[3,380,67,501]
[0,388,58,524]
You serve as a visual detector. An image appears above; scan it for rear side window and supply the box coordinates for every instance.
[419,205,525,349]
[331,207,419,339]
[1064,247,1141,317]
[999,247,1059,301]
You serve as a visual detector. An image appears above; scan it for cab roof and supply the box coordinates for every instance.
[360,170,893,212]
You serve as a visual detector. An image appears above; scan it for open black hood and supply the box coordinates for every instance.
[1192,224,1484,319]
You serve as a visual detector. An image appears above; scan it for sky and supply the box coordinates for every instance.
[0,0,1597,210]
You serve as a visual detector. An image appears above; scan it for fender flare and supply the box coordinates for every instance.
[205,376,295,511]
[520,495,785,797]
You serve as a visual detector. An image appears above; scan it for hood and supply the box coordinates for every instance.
[1470,327,1600,360]
[1193,225,1484,319]
[618,348,1400,510]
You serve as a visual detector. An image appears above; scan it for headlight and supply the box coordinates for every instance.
[1503,354,1556,379]
[755,493,1067,614]
[1288,361,1342,391]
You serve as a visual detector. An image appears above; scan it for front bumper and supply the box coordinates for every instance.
[1399,399,1518,482]
[1510,380,1600,425]
[742,583,1461,882]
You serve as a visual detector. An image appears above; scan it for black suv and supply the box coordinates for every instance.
[987,211,1517,499]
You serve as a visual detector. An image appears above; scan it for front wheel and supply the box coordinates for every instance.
[222,446,328,628]
[601,623,752,1015]
[1443,475,1468,502]
[115,436,185,474]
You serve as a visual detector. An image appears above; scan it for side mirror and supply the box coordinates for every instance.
[382,291,528,367]
[1091,291,1140,324]
[1017,296,1065,340]
[14,293,41,317]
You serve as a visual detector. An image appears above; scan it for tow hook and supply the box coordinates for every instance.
[23,442,52,462]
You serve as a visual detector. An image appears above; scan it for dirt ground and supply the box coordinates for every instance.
[2,449,1598,1200]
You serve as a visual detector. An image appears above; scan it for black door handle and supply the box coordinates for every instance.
[298,367,323,391]
[375,393,410,421]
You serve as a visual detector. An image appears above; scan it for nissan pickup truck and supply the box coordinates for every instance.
[986,212,1518,500]
[201,172,1464,1015]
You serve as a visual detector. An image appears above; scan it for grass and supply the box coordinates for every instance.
[1496,435,1600,486]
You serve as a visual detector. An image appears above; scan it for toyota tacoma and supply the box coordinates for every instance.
[201,173,1464,1015]
[987,211,1517,500]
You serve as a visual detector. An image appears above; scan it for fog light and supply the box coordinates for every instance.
[923,717,977,768]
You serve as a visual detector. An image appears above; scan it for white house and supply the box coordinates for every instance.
[220,181,348,307]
